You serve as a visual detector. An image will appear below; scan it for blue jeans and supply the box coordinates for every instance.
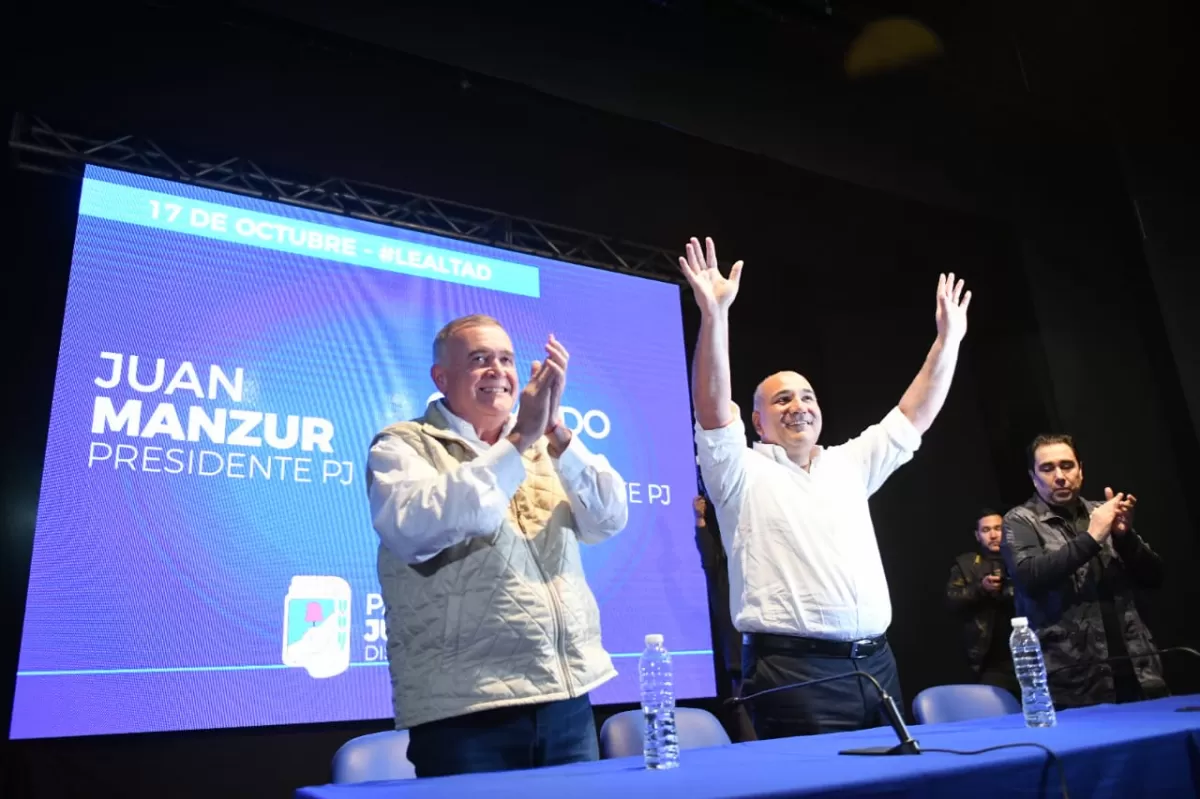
[405,694,599,777]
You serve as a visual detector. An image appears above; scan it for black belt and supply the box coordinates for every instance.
[743,632,888,659]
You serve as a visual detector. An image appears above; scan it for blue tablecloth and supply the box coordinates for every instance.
[296,695,1200,799]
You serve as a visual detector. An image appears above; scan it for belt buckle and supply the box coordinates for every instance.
[850,639,871,659]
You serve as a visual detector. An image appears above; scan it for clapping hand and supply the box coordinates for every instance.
[509,354,562,452]
[530,334,569,436]
[1088,488,1132,544]
[1106,486,1137,537]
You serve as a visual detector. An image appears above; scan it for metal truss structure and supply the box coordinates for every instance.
[8,113,683,283]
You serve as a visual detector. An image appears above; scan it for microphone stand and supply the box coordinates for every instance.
[1045,646,1200,712]
[727,670,921,755]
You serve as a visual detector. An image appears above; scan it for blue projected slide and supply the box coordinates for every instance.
[10,166,714,739]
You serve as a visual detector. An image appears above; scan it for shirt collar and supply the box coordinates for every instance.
[1031,494,1089,523]
[435,399,516,447]
[751,440,822,474]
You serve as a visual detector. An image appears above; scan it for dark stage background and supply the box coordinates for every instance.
[3,1,1197,797]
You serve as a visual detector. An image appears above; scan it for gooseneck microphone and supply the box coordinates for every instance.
[1045,646,1200,712]
[727,670,921,755]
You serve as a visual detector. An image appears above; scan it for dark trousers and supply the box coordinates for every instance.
[741,638,903,739]
[724,677,758,742]
[406,694,599,778]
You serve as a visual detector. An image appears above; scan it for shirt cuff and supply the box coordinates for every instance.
[882,406,922,452]
[695,405,746,445]
[474,437,527,498]
[553,434,591,484]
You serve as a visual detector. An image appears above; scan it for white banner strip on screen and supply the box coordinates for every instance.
[79,175,541,298]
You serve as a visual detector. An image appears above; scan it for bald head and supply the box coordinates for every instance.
[751,371,823,458]
[754,371,813,413]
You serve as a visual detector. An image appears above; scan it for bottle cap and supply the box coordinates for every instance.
[1011,616,1029,628]
[644,634,664,646]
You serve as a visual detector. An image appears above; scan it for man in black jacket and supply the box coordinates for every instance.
[1002,433,1167,709]
[946,509,1018,698]
[694,492,756,741]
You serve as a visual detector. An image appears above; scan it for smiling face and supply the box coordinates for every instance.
[752,371,823,453]
[430,321,517,438]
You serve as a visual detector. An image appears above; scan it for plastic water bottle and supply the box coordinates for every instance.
[1009,617,1057,728]
[638,633,680,769]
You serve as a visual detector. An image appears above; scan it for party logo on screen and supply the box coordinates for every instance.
[281,576,352,678]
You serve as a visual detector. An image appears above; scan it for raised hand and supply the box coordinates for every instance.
[935,272,972,344]
[678,236,743,317]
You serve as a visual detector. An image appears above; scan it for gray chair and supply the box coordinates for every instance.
[331,729,417,783]
[911,684,1021,725]
[599,707,731,758]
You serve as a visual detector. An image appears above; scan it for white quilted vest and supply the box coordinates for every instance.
[371,404,616,729]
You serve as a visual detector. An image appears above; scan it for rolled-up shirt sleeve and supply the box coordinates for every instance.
[841,407,922,496]
[367,435,526,564]
[695,411,750,523]
[553,437,629,544]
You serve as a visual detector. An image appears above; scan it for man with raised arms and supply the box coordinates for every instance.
[682,237,971,738]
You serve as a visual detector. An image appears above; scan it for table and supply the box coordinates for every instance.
[296,695,1200,799]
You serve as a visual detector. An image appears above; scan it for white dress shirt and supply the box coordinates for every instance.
[695,406,921,640]
[369,401,628,564]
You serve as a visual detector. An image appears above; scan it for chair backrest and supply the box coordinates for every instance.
[331,729,417,783]
[599,707,731,759]
[911,684,1022,725]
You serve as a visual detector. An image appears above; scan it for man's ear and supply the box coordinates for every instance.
[751,409,763,439]
[430,364,446,393]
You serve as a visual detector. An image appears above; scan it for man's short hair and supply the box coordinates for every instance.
[432,314,502,364]
[1026,433,1078,471]
[977,507,1001,523]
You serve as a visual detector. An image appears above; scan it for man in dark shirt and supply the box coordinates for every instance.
[693,493,755,741]
[1002,434,1166,708]
[946,509,1018,698]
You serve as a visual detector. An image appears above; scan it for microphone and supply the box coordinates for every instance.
[1045,646,1200,712]
[727,670,921,755]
